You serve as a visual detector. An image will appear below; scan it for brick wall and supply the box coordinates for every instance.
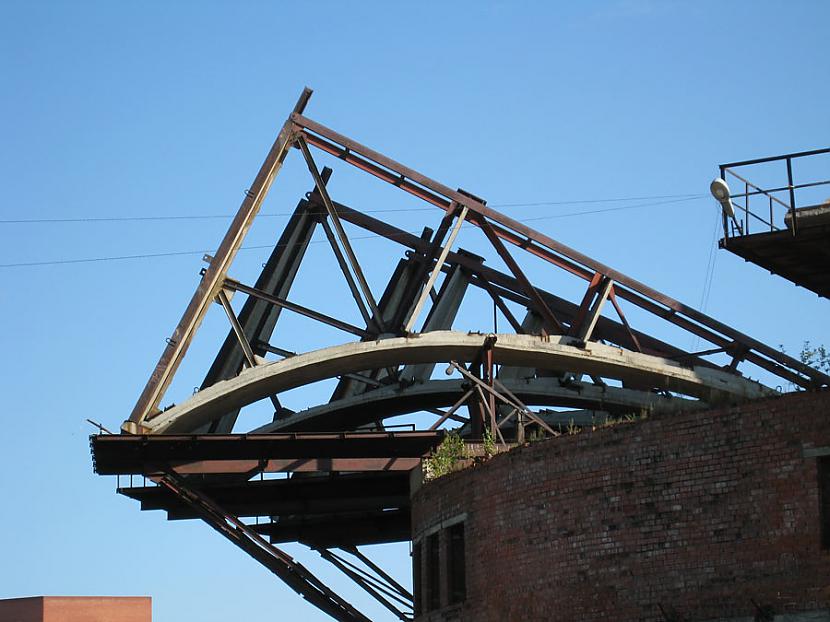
[411,391,830,621]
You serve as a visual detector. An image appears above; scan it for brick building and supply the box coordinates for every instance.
[411,391,830,621]
[0,597,151,622]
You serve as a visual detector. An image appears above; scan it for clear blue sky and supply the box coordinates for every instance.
[1,2,827,621]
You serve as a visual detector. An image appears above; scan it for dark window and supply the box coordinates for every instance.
[426,532,441,611]
[447,522,466,604]
[412,541,422,617]
[820,457,830,549]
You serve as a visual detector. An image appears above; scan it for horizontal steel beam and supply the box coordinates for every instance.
[122,473,410,520]
[166,457,421,475]
[253,510,410,547]
[91,431,444,475]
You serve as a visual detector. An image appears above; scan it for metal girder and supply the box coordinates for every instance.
[152,471,372,622]
[157,457,422,476]
[289,110,827,389]
[329,201,721,367]
[328,252,425,404]
[121,472,410,520]
[404,203,468,333]
[101,90,830,622]
[90,431,444,475]
[195,200,319,433]
[298,139,385,333]
[254,510,411,547]
[477,217,564,334]
[224,277,369,339]
[125,89,313,433]
[316,548,413,621]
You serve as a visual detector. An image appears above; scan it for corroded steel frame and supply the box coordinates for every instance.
[104,88,830,622]
[125,88,827,435]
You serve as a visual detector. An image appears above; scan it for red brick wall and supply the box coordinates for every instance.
[411,391,830,621]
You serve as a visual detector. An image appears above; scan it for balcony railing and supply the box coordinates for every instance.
[718,147,830,239]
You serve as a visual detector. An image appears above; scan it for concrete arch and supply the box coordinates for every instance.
[251,378,704,433]
[141,332,772,434]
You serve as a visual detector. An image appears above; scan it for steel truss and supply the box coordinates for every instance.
[93,88,830,622]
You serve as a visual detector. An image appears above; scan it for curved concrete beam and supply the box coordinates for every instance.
[138,332,772,434]
[251,378,704,433]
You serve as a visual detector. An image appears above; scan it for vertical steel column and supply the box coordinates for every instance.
[787,157,797,235]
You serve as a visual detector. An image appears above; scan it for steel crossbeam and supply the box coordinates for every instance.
[100,88,830,622]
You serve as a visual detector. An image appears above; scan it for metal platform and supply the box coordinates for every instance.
[716,148,830,299]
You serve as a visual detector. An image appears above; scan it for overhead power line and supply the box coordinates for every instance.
[0,195,708,269]
[0,193,706,225]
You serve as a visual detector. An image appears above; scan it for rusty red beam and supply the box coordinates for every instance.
[125,90,313,432]
[91,431,444,475]
[477,217,564,334]
[292,114,827,387]
[224,278,370,338]
[164,457,421,476]
[329,198,716,365]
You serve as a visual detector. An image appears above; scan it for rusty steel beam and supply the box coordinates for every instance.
[153,472,372,622]
[224,278,370,338]
[297,136,385,333]
[253,510,411,547]
[315,548,412,621]
[197,199,318,434]
[91,431,444,475]
[164,457,421,476]
[124,88,314,433]
[403,207,468,333]
[122,472,410,520]
[329,199,716,366]
[390,211,456,332]
[291,114,827,388]
[477,217,564,334]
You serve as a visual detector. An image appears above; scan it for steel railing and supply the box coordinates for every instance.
[719,147,830,239]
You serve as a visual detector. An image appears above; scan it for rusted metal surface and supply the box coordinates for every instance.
[126,89,314,432]
[289,112,826,388]
[97,89,830,622]
[153,471,373,622]
[91,431,444,475]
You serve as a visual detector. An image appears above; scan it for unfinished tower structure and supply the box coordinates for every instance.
[91,89,830,622]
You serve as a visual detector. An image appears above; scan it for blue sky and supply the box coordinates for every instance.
[1,2,828,621]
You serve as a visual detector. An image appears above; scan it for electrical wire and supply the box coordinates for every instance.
[691,206,722,351]
[518,195,701,222]
[0,195,708,269]
[0,193,706,225]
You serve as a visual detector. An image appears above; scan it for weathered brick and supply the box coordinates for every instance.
[412,391,830,621]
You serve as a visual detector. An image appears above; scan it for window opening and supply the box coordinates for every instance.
[447,522,466,604]
[426,532,441,611]
[819,456,830,549]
